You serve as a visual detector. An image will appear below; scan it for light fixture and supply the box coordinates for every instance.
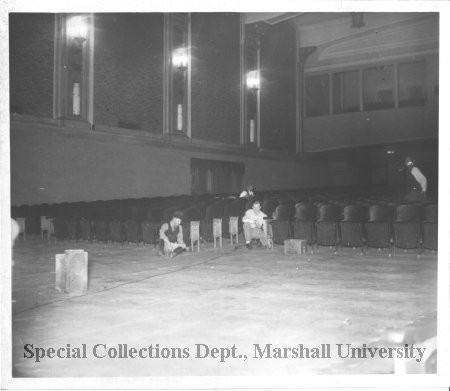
[249,119,255,143]
[66,15,88,42]
[385,145,396,155]
[72,82,81,116]
[246,70,260,90]
[172,47,189,70]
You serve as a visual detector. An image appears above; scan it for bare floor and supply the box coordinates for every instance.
[11,236,437,377]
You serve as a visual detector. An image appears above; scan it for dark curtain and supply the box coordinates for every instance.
[191,158,244,195]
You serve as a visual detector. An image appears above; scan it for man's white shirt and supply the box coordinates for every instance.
[239,190,254,198]
[411,166,427,192]
[242,209,267,229]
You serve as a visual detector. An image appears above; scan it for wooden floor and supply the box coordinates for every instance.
[10,236,437,377]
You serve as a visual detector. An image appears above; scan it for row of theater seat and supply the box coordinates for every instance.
[268,202,437,252]
[11,195,249,245]
[11,189,437,252]
[10,185,395,229]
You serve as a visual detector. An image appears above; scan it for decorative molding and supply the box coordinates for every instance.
[305,48,438,74]
[11,115,308,163]
[244,12,303,25]
[263,13,303,25]
[298,46,316,65]
[303,135,438,154]
[308,15,438,68]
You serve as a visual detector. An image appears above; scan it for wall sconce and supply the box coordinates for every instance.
[385,146,396,155]
[172,47,189,71]
[66,15,88,42]
[246,70,260,91]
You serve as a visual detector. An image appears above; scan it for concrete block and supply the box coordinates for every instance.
[229,216,239,245]
[190,221,200,252]
[55,249,88,294]
[263,219,274,250]
[213,218,222,248]
[16,217,26,240]
[55,254,67,292]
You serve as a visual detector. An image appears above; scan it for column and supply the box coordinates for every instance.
[297,46,316,153]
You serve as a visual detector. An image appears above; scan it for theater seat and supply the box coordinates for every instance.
[393,204,422,252]
[315,204,341,250]
[109,221,124,244]
[141,221,157,245]
[262,198,278,219]
[66,219,78,241]
[270,204,294,245]
[292,202,317,245]
[124,219,140,244]
[79,218,92,241]
[422,203,437,251]
[94,220,108,243]
[339,204,367,251]
[53,217,67,241]
[365,204,394,254]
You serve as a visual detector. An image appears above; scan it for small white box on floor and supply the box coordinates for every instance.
[55,249,88,294]
[284,239,307,255]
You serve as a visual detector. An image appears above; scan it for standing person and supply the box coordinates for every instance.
[242,200,269,249]
[158,211,187,257]
[404,156,427,202]
[239,184,254,199]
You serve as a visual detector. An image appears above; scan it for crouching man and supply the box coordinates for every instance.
[158,211,187,257]
[242,200,270,249]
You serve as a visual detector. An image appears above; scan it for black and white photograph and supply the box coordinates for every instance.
[1,1,449,390]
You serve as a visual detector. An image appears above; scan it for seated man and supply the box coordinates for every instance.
[158,211,187,257]
[242,200,269,249]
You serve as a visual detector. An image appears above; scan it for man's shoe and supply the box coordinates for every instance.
[246,243,253,250]
[172,246,186,257]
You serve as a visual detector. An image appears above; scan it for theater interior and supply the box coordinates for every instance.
[6,11,440,378]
